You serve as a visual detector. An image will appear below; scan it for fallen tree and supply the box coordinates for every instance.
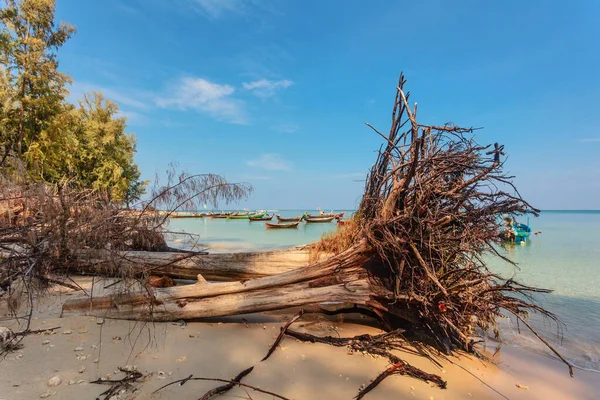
[11,73,575,395]
[62,241,372,320]
[62,73,569,361]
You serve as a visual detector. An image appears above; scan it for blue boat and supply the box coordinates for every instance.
[501,217,532,244]
[513,222,532,243]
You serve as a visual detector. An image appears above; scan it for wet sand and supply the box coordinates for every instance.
[1,280,598,400]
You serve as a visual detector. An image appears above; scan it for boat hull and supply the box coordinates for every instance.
[305,216,335,223]
[249,214,274,221]
[276,215,303,222]
[265,221,301,229]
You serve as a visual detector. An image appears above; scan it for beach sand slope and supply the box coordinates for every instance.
[0,281,598,400]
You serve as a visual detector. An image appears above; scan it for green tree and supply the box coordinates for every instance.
[1,1,146,203]
[0,0,75,158]
[25,92,146,201]
[0,66,16,167]
[75,92,146,201]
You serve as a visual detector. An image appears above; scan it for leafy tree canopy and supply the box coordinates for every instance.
[0,0,146,203]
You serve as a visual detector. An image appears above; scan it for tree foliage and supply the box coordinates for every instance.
[0,0,75,155]
[0,0,145,202]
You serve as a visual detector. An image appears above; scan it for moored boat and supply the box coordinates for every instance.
[305,216,335,223]
[305,212,335,218]
[265,221,301,229]
[276,215,303,222]
[500,217,532,244]
[249,214,273,221]
[227,213,251,220]
[210,211,231,218]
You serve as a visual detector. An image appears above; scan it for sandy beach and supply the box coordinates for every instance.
[2,1,599,399]
[1,279,598,400]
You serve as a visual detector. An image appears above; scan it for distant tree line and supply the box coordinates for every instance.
[0,0,146,205]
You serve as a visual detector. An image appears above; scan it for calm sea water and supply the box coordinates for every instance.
[167,210,600,371]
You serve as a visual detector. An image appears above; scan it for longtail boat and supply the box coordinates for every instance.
[249,214,273,221]
[305,216,335,223]
[210,211,231,218]
[265,221,301,229]
[227,213,251,220]
[276,215,303,222]
[305,213,335,218]
[306,209,345,218]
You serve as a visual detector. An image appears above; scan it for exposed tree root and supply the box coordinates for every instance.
[284,328,447,397]
[356,359,446,400]
[90,370,144,400]
[198,366,255,400]
[162,309,447,399]
[153,373,291,400]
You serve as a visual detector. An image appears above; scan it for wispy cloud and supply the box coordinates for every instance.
[272,123,300,134]
[189,0,241,18]
[156,77,247,124]
[72,74,293,126]
[69,81,152,127]
[188,0,278,19]
[247,153,292,171]
[69,81,150,110]
[578,138,600,143]
[243,79,293,99]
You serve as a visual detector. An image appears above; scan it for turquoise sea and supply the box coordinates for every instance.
[167,210,600,372]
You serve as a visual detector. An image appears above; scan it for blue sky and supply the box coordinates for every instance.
[56,0,600,210]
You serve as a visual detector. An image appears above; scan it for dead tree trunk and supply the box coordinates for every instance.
[62,242,394,321]
[71,246,314,281]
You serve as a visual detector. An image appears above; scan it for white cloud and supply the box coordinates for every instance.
[156,77,247,124]
[243,79,293,99]
[247,153,292,171]
[72,75,294,126]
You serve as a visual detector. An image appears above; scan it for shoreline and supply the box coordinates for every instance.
[1,280,598,399]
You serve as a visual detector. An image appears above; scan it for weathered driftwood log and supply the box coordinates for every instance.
[61,241,402,322]
[71,246,313,281]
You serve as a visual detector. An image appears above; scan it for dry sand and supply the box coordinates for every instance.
[1,279,598,400]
